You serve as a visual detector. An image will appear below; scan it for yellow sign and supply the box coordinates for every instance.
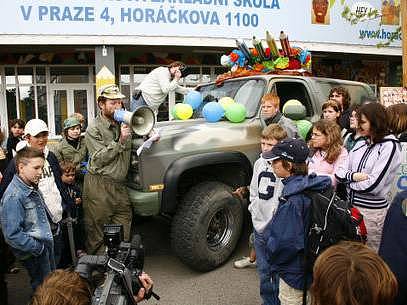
[96,65,115,97]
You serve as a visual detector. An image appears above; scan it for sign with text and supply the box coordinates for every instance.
[0,0,402,47]
[380,87,407,107]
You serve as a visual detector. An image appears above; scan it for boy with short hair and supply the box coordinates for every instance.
[260,93,298,138]
[234,124,287,305]
[262,138,331,305]
[59,161,86,266]
[0,119,74,268]
[0,147,55,291]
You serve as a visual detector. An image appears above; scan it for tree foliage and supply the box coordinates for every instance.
[330,0,402,47]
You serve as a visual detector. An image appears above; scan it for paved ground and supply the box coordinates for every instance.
[7,216,261,305]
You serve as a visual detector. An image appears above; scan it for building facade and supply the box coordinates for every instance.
[0,0,402,136]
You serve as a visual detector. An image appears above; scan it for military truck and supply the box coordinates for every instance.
[127,74,375,271]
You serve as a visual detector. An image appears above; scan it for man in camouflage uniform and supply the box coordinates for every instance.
[83,84,132,254]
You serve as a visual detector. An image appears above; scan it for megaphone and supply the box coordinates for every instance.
[114,106,155,136]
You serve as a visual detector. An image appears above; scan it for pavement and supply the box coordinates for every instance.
[7,216,261,305]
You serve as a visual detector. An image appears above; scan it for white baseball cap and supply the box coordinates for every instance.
[24,119,49,136]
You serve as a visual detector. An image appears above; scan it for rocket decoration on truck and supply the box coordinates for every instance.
[218,30,312,83]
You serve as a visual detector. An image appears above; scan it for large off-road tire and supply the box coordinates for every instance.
[171,181,244,271]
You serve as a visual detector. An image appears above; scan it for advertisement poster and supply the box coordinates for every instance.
[0,0,402,47]
[380,87,407,107]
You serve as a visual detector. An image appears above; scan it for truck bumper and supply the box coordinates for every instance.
[127,188,160,216]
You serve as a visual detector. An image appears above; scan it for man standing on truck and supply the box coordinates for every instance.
[260,93,298,138]
[83,84,133,255]
[131,61,191,114]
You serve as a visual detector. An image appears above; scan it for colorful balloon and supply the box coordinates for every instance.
[219,97,235,110]
[282,99,307,120]
[296,120,313,140]
[174,103,193,120]
[185,91,203,110]
[225,103,246,123]
[202,102,224,123]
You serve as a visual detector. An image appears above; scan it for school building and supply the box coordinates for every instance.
[0,0,402,136]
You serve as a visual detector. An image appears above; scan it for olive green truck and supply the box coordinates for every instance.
[127,74,374,271]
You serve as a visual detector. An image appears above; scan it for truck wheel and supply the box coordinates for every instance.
[171,181,244,271]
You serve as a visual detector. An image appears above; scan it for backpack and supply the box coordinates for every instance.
[304,187,367,271]
[301,187,367,305]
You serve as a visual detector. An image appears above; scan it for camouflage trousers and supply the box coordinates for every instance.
[83,173,132,255]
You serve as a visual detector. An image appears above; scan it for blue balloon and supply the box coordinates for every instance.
[202,102,224,123]
[185,91,203,110]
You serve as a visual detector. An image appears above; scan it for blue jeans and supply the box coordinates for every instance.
[21,245,55,291]
[254,229,280,305]
[130,94,148,112]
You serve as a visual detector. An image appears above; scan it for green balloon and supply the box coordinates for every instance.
[296,119,313,140]
[225,103,246,123]
[171,105,179,119]
[282,99,306,120]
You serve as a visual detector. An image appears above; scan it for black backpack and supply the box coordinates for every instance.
[301,187,367,305]
[304,187,367,271]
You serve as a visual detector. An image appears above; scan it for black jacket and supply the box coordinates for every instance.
[338,107,351,130]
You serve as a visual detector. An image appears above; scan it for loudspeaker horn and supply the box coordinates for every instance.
[114,106,155,136]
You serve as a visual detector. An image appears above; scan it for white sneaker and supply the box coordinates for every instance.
[233,257,256,269]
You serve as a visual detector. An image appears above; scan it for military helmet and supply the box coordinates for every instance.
[63,117,81,130]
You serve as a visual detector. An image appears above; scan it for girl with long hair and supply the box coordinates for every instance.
[336,103,401,252]
[308,119,348,187]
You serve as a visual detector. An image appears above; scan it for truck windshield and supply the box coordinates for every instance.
[195,78,266,118]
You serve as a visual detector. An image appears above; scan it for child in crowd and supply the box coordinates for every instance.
[0,119,74,268]
[260,93,298,138]
[59,160,86,265]
[336,103,401,252]
[308,119,348,187]
[312,241,397,305]
[328,86,351,130]
[72,113,86,132]
[5,119,25,163]
[321,100,340,124]
[234,124,287,267]
[263,138,331,305]
[343,105,366,152]
[52,117,87,184]
[321,100,349,138]
[0,147,55,291]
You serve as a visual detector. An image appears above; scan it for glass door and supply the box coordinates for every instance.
[49,85,94,135]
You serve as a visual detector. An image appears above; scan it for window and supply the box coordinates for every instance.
[50,66,89,83]
[18,86,36,122]
[274,82,313,117]
[37,86,48,124]
[6,86,17,121]
[315,80,375,105]
[53,90,68,135]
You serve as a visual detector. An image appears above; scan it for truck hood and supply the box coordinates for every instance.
[149,118,260,153]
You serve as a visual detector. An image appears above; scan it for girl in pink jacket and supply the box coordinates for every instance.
[308,119,348,188]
